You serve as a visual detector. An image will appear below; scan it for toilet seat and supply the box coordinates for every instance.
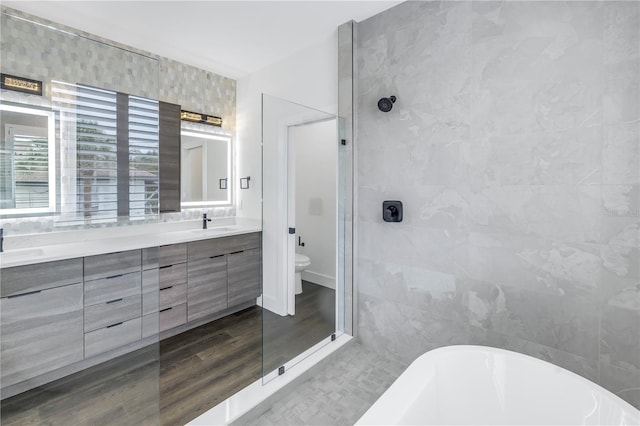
[295,253,311,270]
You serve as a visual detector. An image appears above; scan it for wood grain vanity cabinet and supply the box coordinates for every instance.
[227,248,261,306]
[84,249,141,282]
[0,231,261,396]
[142,243,188,337]
[1,259,84,388]
[83,251,142,357]
[187,254,228,321]
[187,232,262,322]
[0,258,83,298]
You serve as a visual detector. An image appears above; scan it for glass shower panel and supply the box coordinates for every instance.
[261,94,346,383]
[0,11,160,425]
[336,117,347,335]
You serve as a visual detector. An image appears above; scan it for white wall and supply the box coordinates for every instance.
[206,140,229,202]
[236,32,338,220]
[236,31,338,315]
[293,120,337,289]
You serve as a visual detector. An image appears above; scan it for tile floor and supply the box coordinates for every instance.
[237,342,406,426]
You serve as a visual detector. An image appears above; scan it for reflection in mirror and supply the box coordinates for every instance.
[181,130,231,206]
[0,104,56,214]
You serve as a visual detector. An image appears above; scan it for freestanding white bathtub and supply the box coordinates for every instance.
[356,345,640,426]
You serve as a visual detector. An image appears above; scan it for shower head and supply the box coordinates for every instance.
[377,95,396,112]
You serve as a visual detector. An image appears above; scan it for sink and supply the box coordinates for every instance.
[0,247,45,262]
[190,226,239,235]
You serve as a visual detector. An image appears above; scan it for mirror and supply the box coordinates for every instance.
[180,129,231,206]
[0,104,56,214]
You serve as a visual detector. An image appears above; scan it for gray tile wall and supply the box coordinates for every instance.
[356,0,639,408]
[0,11,159,100]
[0,8,236,135]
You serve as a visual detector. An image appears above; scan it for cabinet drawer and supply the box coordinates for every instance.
[187,256,227,322]
[141,264,186,315]
[142,243,187,269]
[84,295,142,333]
[159,283,186,310]
[84,250,141,281]
[187,232,261,261]
[1,283,84,387]
[84,317,142,358]
[84,271,141,306]
[159,303,187,332]
[159,262,187,287]
[0,258,83,298]
[228,248,261,307]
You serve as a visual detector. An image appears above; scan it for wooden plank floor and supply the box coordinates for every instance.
[263,281,336,374]
[1,282,335,426]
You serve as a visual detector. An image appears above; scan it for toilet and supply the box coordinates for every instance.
[294,253,311,295]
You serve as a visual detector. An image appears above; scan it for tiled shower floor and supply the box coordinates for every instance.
[236,342,406,426]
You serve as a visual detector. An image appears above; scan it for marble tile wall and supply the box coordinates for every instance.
[0,8,237,234]
[356,0,639,407]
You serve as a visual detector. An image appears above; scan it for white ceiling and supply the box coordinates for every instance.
[3,1,400,79]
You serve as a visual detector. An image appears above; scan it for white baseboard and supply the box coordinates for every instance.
[302,270,335,289]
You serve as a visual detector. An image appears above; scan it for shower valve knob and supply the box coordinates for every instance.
[383,200,403,222]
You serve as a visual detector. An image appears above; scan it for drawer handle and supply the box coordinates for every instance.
[160,307,173,313]
[8,289,42,299]
[107,322,123,328]
[106,298,123,304]
[230,250,244,255]
[209,254,224,259]
[106,274,124,280]
[160,286,173,291]
[159,264,173,269]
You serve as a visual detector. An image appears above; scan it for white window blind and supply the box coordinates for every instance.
[128,96,159,218]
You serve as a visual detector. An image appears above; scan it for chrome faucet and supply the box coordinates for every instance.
[202,213,212,229]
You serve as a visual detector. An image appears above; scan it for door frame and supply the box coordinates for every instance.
[284,116,338,316]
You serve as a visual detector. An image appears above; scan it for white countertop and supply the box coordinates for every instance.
[0,218,261,268]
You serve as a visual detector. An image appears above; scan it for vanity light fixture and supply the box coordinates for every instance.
[180,109,222,127]
[240,176,251,189]
[1,73,43,96]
